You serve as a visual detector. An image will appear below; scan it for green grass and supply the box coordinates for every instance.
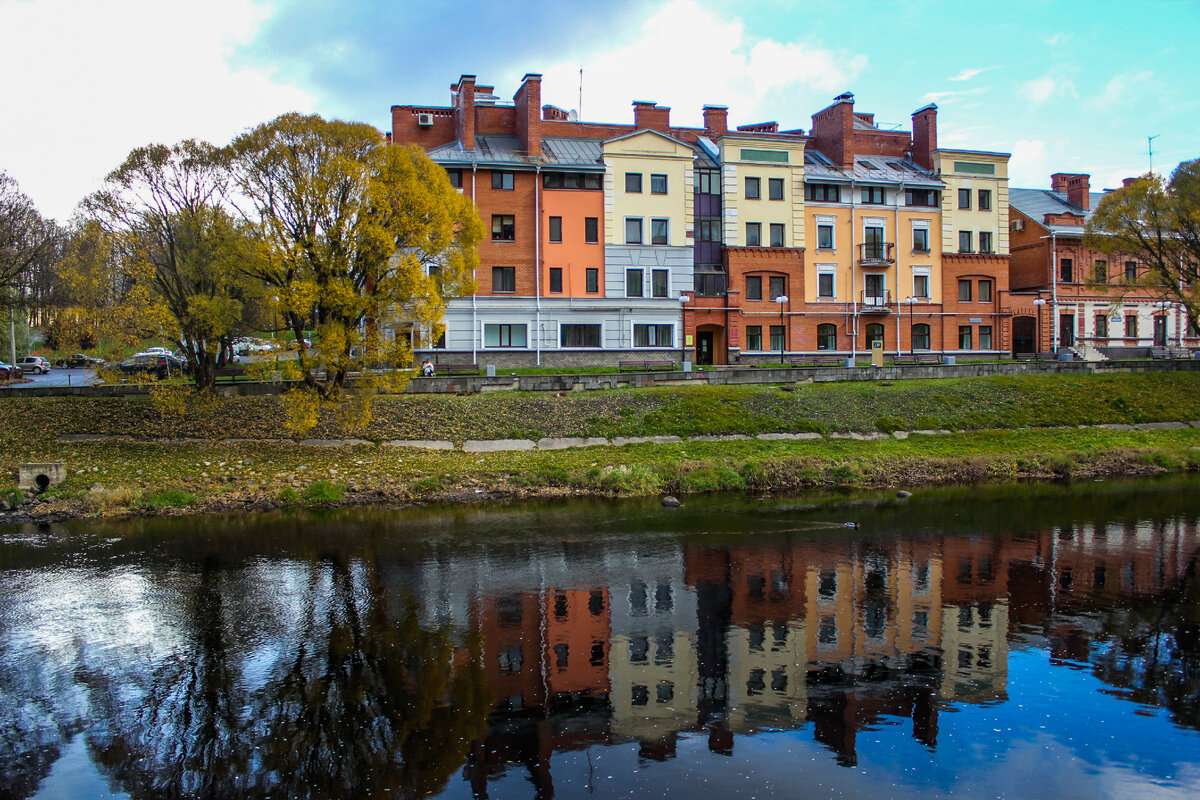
[143,489,197,510]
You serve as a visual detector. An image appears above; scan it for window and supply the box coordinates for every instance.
[978,279,993,302]
[492,265,515,293]
[746,326,762,350]
[912,227,930,253]
[561,324,601,347]
[979,325,993,349]
[770,223,785,247]
[746,222,761,246]
[818,272,835,298]
[817,224,835,250]
[745,177,761,199]
[651,269,669,298]
[959,325,973,349]
[806,183,841,202]
[549,267,563,293]
[697,217,721,242]
[634,324,673,347]
[912,323,931,349]
[1060,257,1074,283]
[861,186,885,204]
[1125,314,1138,338]
[958,188,971,209]
[865,323,884,348]
[958,230,973,253]
[626,268,643,297]
[584,217,599,244]
[769,325,785,351]
[1095,313,1108,339]
[979,231,994,253]
[543,172,602,190]
[650,173,668,194]
[816,323,837,350]
[913,273,930,298]
[978,189,991,211]
[625,218,643,244]
[768,177,784,200]
[446,169,462,188]
[651,218,669,245]
[958,279,972,302]
[492,215,515,241]
[1125,261,1138,282]
[586,268,599,293]
[693,267,725,296]
[492,171,514,190]
[905,188,938,206]
[1093,260,1108,283]
[625,173,642,193]
[745,275,762,300]
[769,275,785,299]
[697,170,720,194]
[484,323,526,347]
[548,216,562,243]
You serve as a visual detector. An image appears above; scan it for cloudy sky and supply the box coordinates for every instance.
[2,0,1197,221]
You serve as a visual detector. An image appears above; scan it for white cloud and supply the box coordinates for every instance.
[1010,139,1051,188]
[535,1,867,130]
[948,66,999,82]
[922,88,987,104]
[0,0,315,221]
[1020,70,1078,106]
[1090,69,1155,110]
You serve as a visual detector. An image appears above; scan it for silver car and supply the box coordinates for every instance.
[16,356,50,375]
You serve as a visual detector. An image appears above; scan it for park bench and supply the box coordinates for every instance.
[434,363,480,376]
[213,367,249,383]
[915,353,944,365]
[1015,351,1055,362]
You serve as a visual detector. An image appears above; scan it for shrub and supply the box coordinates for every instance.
[303,481,344,504]
[144,489,196,509]
[278,487,301,503]
[875,415,906,434]
[677,467,746,494]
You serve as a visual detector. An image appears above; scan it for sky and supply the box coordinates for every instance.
[2,0,1198,222]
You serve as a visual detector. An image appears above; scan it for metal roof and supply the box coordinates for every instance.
[540,137,604,168]
[1009,188,1109,235]
[802,153,942,187]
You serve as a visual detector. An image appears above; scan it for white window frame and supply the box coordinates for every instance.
[630,321,676,349]
[817,265,837,300]
[482,322,529,349]
[912,266,931,299]
[815,215,836,251]
[861,216,887,241]
[911,219,931,253]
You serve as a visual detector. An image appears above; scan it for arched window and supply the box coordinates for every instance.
[865,323,885,348]
[817,324,837,350]
[912,323,931,350]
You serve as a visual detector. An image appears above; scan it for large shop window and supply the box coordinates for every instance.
[634,324,674,348]
[484,324,527,348]
[561,324,601,347]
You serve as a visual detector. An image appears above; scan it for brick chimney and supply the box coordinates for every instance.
[542,105,570,121]
[810,92,856,168]
[514,73,542,157]
[911,103,938,170]
[703,105,728,135]
[1051,173,1091,210]
[633,101,671,133]
[452,74,476,150]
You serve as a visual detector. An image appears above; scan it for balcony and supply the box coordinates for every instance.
[859,290,893,313]
[858,242,896,266]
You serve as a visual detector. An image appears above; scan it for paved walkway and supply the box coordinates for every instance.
[57,421,1200,452]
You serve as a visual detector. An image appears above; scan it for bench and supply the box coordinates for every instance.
[433,363,479,376]
[786,354,845,367]
[618,360,676,371]
[889,355,918,365]
[1150,347,1172,360]
[1014,351,1055,362]
[213,367,249,383]
[915,353,944,365]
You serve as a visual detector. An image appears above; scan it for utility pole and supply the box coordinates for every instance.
[1148,135,1159,174]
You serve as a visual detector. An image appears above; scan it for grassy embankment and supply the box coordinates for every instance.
[2,371,1200,519]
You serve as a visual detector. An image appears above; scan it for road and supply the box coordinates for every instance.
[3,367,100,388]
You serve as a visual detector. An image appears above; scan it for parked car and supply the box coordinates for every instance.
[140,346,175,357]
[16,356,50,375]
[55,353,106,368]
[115,354,190,380]
[0,362,22,381]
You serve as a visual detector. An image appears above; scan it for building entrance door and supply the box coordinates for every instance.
[1153,315,1168,347]
[697,331,714,365]
[1060,314,1075,348]
[1013,316,1035,354]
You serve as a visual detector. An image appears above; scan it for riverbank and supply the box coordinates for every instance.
[3,372,1200,522]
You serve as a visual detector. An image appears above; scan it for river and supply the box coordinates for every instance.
[2,476,1199,799]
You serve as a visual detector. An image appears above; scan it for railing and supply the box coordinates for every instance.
[859,290,893,312]
[858,242,895,265]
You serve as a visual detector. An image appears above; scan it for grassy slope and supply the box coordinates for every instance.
[1,372,1199,517]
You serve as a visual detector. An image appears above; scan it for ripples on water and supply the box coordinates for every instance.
[2,476,1200,799]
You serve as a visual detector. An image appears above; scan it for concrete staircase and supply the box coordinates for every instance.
[1070,343,1109,362]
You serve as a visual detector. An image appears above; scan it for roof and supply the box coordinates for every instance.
[426,135,605,170]
[1009,188,1109,234]
[541,137,604,168]
[802,153,942,187]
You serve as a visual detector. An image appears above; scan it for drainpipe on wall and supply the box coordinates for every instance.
[1051,230,1059,354]
[895,181,904,356]
[850,178,858,355]
[535,163,542,366]
[471,157,478,363]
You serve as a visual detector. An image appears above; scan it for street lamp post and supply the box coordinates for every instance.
[775,295,788,364]
[903,297,916,355]
[1033,297,1047,356]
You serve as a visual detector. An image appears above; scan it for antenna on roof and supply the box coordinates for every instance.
[579,66,583,121]
[1148,134,1159,174]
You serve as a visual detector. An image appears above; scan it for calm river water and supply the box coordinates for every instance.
[2,476,1200,799]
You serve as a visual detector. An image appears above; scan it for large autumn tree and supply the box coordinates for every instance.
[1085,158,1200,328]
[228,113,481,407]
[0,171,58,296]
[86,140,261,390]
